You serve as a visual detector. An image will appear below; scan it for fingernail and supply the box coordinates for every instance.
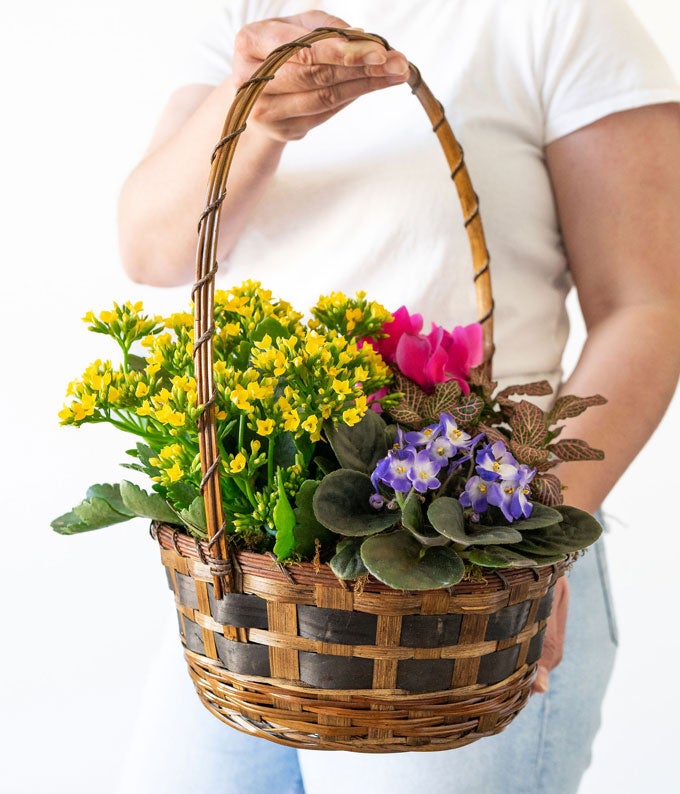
[362,50,387,65]
[535,668,549,693]
[384,55,409,75]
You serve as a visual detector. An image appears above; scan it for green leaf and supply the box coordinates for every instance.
[51,493,132,534]
[291,480,334,559]
[126,354,148,372]
[465,546,538,568]
[489,503,562,532]
[273,432,298,470]
[428,498,522,546]
[401,490,423,534]
[178,497,207,534]
[329,538,369,580]
[86,483,135,517]
[165,481,200,510]
[120,480,178,523]
[324,412,389,474]
[360,530,465,590]
[273,477,297,560]
[252,317,289,343]
[426,497,465,539]
[514,505,602,558]
[313,469,400,536]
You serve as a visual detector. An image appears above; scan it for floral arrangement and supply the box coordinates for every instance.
[53,280,605,590]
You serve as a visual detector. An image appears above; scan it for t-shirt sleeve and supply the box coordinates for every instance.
[536,0,680,144]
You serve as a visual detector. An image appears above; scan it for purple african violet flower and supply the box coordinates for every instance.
[459,475,492,513]
[369,493,386,510]
[476,441,518,482]
[408,449,444,494]
[428,435,456,464]
[487,464,536,521]
[404,423,441,445]
[438,413,473,450]
[372,446,416,493]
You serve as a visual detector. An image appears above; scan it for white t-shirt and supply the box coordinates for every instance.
[174,0,680,397]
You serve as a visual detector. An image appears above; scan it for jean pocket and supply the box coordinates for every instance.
[594,538,619,647]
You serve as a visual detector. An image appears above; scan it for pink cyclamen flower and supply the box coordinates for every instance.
[368,306,483,393]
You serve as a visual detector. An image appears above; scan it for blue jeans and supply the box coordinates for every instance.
[117,538,617,794]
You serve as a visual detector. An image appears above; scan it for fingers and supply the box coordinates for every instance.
[531,576,570,695]
[231,12,410,143]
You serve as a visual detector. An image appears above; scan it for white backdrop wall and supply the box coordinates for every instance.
[1,2,678,792]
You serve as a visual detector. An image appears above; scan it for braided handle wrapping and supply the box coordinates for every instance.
[192,27,494,597]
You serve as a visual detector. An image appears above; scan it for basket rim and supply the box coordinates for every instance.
[153,521,568,596]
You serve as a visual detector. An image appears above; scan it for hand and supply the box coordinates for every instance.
[232,10,410,142]
[532,575,569,694]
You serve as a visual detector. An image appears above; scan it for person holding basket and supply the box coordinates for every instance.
[117,2,680,792]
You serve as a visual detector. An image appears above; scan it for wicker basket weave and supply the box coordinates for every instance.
[155,27,566,752]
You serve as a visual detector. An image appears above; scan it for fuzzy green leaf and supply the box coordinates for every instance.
[119,480,178,523]
[426,497,465,540]
[502,504,562,532]
[291,480,334,559]
[325,411,389,474]
[465,546,538,568]
[401,489,424,534]
[514,505,602,558]
[428,498,522,545]
[313,469,400,536]
[360,530,465,590]
[329,538,369,580]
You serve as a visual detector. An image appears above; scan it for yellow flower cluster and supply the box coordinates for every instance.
[149,442,201,488]
[60,284,396,542]
[310,290,393,339]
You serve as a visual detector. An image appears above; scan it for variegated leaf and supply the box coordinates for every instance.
[496,380,553,401]
[549,439,605,462]
[548,394,607,422]
[511,400,549,447]
[510,443,551,467]
[531,474,564,506]
[448,394,484,427]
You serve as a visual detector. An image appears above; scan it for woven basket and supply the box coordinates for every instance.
[155,27,567,753]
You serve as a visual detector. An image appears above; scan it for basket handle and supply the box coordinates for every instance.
[192,27,494,597]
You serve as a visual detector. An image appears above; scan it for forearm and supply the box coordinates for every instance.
[118,77,286,286]
[555,301,679,513]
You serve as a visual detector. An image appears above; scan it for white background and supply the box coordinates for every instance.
[1,1,678,792]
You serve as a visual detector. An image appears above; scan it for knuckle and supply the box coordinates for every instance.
[308,63,335,88]
[296,45,315,67]
[234,26,253,56]
[316,85,338,111]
